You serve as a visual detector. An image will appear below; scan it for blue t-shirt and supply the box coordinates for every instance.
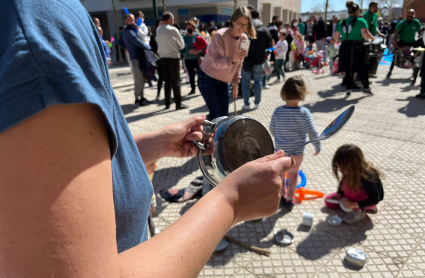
[0,0,153,253]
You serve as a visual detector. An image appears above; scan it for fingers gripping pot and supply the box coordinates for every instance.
[195,116,274,186]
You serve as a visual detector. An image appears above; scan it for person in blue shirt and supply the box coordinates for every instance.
[123,13,152,106]
[0,0,294,276]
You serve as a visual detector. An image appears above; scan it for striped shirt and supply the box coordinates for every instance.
[270,106,321,156]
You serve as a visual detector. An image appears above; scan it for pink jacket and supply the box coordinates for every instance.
[200,28,248,84]
[294,40,305,55]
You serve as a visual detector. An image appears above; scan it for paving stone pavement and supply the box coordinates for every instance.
[109,63,425,278]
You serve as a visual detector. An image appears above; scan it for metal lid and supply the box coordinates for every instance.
[222,118,274,172]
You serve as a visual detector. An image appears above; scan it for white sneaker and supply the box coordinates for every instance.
[242,104,251,111]
[273,79,282,84]
[263,84,270,89]
[254,103,261,109]
[154,228,160,235]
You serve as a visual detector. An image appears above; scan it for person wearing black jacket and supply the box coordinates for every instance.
[241,10,271,110]
[327,16,339,38]
[123,13,153,106]
[267,16,280,63]
[325,144,384,225]
[312,15,327,60]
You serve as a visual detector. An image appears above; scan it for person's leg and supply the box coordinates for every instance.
[274,59,281,80]
[252,64,263,106]
[286,155,303,202]
[345,72,353,91]
[416,77,425,98]
[115,45,120,62]
[275,59,285,80]
[216,80,230,118]
[241,68,252,107]
[161,59,172,108]
[121,47,126,62]
[130,59,145,102]
[147,208,156,237]
[156,62,163,99]
[198,70,220,120]
[388,57,395,77]
[412,67,420,84]
[169,58,183,108]
[185,59,196,92]
[359,70,370,90]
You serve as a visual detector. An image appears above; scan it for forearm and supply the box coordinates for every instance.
[119,188,235,278]
[133,130,165,165]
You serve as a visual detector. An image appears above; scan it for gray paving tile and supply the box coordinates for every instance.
[108,62,425,278]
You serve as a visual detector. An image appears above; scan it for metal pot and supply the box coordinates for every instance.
[195,115,274,186]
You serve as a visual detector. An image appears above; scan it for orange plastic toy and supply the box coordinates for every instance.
[295,187,324,203]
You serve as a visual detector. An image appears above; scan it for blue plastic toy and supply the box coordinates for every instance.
[285,170,307,189]
[137,18,142,26]
[123,7,129,14]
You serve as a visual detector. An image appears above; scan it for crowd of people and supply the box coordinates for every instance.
[101,1,425,115]
[0,0,419,276]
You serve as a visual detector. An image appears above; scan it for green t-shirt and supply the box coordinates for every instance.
[298,23,305,35]
[363,10,378,35]
[336,16,368,41]
[395,19,422,43]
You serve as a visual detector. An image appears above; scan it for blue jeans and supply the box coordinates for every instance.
[197,69,230,121]
[241,64,263,106]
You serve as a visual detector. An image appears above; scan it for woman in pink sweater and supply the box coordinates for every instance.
[198,6,256,120]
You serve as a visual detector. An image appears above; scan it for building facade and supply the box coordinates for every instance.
[81,0,302,41]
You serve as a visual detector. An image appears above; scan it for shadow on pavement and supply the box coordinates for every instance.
[396,97,425,118]
[296,208,374,261]
[205,209,292,267]
[120,104,138,115]
[375,77,409,87]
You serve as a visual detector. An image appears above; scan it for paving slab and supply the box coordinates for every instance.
[109,62,425,278]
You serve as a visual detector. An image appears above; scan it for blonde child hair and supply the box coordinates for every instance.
[295,33,304,41]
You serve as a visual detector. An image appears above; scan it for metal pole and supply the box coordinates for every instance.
[111,0,120,58]
[153,0,158,23]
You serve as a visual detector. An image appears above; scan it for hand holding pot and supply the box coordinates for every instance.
[215,150,294,223]
[156,115,206,158]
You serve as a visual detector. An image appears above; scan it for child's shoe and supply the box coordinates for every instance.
[279,197,294,211]
[343,210,365,224]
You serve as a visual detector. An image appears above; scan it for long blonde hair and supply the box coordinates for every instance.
[230,6,256,39]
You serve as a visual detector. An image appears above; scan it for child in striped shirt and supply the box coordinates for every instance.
[269,76,321,211]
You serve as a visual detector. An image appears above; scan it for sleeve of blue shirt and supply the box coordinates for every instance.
[269,109,276,136]
[304,108,321,152]
[0,0,116,145]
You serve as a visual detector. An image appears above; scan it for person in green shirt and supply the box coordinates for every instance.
[333,1,375,96]
[363,1,385,37]
[387,9,422,78]
[363,1,386,78]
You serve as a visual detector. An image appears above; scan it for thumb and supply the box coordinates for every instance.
[256,150,295,176]
[181,114,206,129]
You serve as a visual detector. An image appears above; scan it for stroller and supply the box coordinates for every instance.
[304,50,325,74]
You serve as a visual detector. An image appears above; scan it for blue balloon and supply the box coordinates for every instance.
[137,18,142,26]
[123,7,129,14]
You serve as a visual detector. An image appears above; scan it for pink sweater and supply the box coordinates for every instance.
[294,40,305,55]
[200,28,248,84]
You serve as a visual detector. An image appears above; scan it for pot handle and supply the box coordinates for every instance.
[193,119,216,151]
